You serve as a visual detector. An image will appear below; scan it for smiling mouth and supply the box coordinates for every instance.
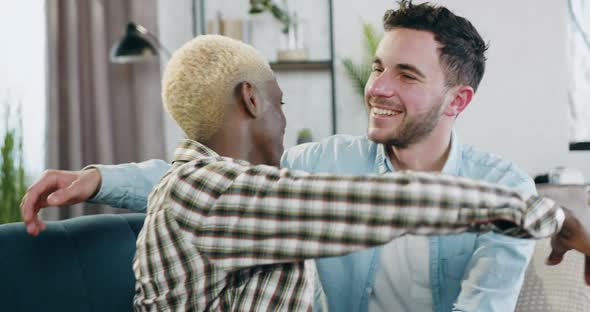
[371,107,403,117]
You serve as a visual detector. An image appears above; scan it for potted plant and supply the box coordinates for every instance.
[249,0,291,34]
[248,0,307,61]
[0,103,26,224]
[342,23,382,100]
[296,128,313,145]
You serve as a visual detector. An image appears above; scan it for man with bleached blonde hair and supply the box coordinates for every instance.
[163,35,274,143]
[123,34,571,311]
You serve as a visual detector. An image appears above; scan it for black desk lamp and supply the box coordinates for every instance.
[110,22,172,63]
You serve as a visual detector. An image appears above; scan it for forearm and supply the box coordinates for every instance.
[88,159,170,211]
[171,161,563,269]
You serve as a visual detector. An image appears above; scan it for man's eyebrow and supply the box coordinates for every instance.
[371,59,426,79]
[397,63,426,79]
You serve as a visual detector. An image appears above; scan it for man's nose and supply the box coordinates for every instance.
[366,72,396,98]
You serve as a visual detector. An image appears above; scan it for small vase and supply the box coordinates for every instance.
[277,14,307,61]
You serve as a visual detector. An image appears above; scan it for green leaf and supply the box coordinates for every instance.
[342,58,370,98]
[271,5,290,25]
[341,22,383,104]
[363,23,381,59]
[249,7,264,14]
[0,103,27,224]
[248,0,291,34]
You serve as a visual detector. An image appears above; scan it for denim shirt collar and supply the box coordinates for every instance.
[374,131,461,176]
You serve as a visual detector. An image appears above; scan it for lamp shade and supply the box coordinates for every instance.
[110,22,158,63]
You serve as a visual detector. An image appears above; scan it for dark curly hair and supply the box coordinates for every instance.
[383,0,488,92]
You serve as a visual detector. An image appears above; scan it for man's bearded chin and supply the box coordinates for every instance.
[378,103,443,148]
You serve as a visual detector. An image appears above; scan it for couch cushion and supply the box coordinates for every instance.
[515,185,590,312]
[0,213,145,312]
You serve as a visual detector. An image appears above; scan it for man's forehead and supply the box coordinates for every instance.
[383,28,440,46]
[375,28,443,73]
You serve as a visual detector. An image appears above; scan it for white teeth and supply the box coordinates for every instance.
[372,107,400,116]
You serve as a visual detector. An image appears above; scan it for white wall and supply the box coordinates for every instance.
[441,0,589,180]
[156,0,193,161]
[157,0,590,180]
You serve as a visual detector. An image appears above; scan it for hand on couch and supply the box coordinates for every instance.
[20,169,102,236]
[546,207,590,285]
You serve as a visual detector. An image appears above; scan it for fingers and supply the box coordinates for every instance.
[20,170,78,236]
[20,169,99,237]
[47,169,101,206]
[32,217,46,237]
[21,186,52,236]
[24,210,46,237]
[21,193,45,235]
[47,183,84,206]
[26,219,45,237]
[546,249,565,265]
[25,206,47,236]
[20,170,60,222]
[547,235,568,265]
[559,208,590,256]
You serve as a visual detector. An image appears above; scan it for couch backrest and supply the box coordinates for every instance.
[0,213,145,312]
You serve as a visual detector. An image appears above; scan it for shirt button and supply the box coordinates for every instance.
[366,287,373,295]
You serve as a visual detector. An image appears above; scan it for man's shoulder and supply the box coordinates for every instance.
[282,135,376,173]
[459,144,536,195]
[288,134,372,154]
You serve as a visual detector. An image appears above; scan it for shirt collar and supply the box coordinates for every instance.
[375,143,391,175]
[173,139,220,163]
[374,130,461,175]
[441,131,461,175]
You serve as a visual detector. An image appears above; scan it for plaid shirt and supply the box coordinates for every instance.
[133,139,564,312]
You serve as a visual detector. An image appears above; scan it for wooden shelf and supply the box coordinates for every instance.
[270,60,332,71]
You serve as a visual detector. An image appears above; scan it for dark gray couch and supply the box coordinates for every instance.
[0,213,145,312]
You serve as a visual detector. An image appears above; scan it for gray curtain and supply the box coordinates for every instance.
[44,0,166,219]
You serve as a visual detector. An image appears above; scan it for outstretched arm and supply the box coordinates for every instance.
[88,159,171,209]
[21,159,170,236]
[166,157,563,271]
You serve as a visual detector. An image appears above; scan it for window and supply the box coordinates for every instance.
[0,1,47,177]
[567,0,590,150]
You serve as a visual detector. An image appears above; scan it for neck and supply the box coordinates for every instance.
[202,129,246,160]
[387,129,452,172]
[201,114,267,165]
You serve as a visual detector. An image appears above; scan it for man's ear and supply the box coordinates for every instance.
[443,85,474,117]
[237,81,260,118]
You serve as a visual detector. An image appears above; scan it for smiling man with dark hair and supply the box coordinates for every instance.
[284,2,539,310]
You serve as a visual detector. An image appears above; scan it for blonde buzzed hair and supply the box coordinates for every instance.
[162,35,274,141]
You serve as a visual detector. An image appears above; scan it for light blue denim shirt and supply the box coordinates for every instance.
[92,132,536,312]
[281,133,536,312]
